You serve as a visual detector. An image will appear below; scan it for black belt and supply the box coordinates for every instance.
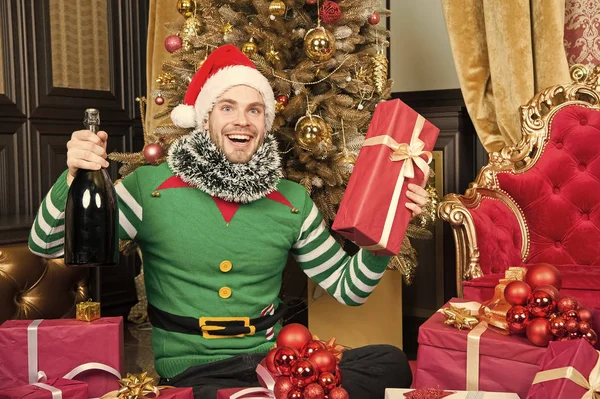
[148,302,286,339]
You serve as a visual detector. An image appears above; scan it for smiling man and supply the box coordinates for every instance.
[29,45,429,399]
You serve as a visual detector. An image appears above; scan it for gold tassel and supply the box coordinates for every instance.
[371,47,388,95]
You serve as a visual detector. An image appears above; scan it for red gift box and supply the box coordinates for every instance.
[414,299,547,399]
[526,339,599,399]
[0,317,124,398]
[155,388,195,399]
[0,378,87,399]
[332,99,439,256]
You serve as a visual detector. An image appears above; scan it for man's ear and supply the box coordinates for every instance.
[203,118,209,131]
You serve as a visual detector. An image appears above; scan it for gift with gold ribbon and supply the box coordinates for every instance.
[100,372,192,399]
[76,298,101,322]
[332,99,440,256]
[0,377,88,399]
[526,339,600,399]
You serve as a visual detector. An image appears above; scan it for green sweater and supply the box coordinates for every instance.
[29,163,390,378]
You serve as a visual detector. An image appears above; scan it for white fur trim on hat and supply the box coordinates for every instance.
[170,104,197,128]
[194,65,276,132]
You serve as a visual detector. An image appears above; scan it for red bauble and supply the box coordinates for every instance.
[155,95,164,105]
[556,296,579,313]
[274,377,295,399]
[275,347,300,376]
[504,281,532,306]
[309,349,337,373]
[565,318,580,333]
[368,12,380,25]
[266,347,281,375]
[276,95,289,106]
[144,143,164,165]
[328,387,349,399]
[165,35,183,53]
[277,324,313,351]
[549,316,567,337]
[535,285,560,300]
[526,318,554,347]
[302,340,327,358]
[506,305,531,335]
[568,331,582,340]
[583,329,598,346]
[290,359,318,389]
[334,366,342,386]
[524,263,562,290]
[303,383,325,399]
[578,308,593,322]
[579,321,591,334]
[317,372,337,393]
[564,309,580,321]
[527,290,557,318]
[288,389,303,399]
[319,1,342,24]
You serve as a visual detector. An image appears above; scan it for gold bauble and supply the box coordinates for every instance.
[242,38,258,57]
[182,16,202,37]
[294,114,332,150]
[335,148,357,165]
[269,0,287,17]
[177,0,196,18]
[303,27,335,62]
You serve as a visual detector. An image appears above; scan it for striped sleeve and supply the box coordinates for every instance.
[29,169,144,258]
[291,195,390,306]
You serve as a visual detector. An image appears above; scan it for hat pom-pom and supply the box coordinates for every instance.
[170,104,197,128]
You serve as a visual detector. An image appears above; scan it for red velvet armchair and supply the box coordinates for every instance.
[439,65,600,312]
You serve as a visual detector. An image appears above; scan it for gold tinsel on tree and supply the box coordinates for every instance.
[110,0,437,285]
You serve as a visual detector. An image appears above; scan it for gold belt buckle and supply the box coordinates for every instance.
[199,316,256,339]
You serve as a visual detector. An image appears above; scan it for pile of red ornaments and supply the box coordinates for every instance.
[264,323,348,399]
[504,263,596,347]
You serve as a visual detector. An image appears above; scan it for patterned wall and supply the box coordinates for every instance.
[564,0,600,68]
[49,0,110,91]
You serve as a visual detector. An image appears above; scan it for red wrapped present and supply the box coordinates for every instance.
[413,299,547,399]
[0,378,87,399]
[526,339,599,399]
[332,99,439,256]
[0,317,124,398]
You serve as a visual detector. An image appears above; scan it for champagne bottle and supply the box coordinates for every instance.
[65,109,119,267]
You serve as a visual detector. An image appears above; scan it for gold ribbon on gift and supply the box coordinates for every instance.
[441,304,480,330]
[361,114,433,252]
[100,372,173,399]
[531,350,600,399]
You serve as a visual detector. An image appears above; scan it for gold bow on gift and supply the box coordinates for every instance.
[441,305,479,330]
[101,372,164,399]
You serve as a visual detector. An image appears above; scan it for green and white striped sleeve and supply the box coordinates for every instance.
[29,170,143,258]
[291,195,390,306]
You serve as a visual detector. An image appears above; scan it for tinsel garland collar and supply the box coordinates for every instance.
[167,129,282,203]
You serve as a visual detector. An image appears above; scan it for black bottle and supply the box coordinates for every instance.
[65,109,119,267]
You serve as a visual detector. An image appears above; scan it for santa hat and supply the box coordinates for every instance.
[171,44,276,132]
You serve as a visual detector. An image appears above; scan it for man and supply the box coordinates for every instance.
[30,45,429,398]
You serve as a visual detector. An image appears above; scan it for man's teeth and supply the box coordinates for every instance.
[228,135,251,142]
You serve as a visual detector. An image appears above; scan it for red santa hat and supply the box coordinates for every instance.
[170,44,276,132]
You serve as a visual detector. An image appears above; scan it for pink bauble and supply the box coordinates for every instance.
[165,35,183,53]
[368,12,380,25]
[144,143,164,165]
[155,95,164,105]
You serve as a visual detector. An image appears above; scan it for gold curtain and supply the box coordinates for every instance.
[442,0,570,153]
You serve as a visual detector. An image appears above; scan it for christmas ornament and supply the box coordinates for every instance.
[303,383,325,399]
[165,35,183,53]
[334,365,342,386]
[524,263,562,290]
[557,296,579,313]
[579,321,591,334]
[368,12,380,25]
[266,46,281,63]
[371,47,388,95]
[266,347,280,374]
[328,387,349,399]
[320,1,342,24]
[535,285,560,300]
[317,336,344,362]
[177,0,196,18]
[294,114,333,150]
[318,372,337,393]
[568,331,582,340]
[527,290,557,318]
[302,340,327,358]
[504,281,532,306]
[583,329,598,346]
[564,309,580,320]
[274,376,295,399]
[308,349,336,373]
[334,148,357,175]
[274,347,301,376]
[565,318,579,333]
[144,143,164,165]
[269,0,287,18]
[549,316,567,337]
[277,324,313,351]
[242,38,258,57]
[526,317,554,347]
[181,16,202,50]
[306,0,318,4]
[403,388,454,399]
[578,308,593,322]
[222,22,234,36]
[304,27,335,62]
[441,304,479,330]
[276,95,289,107]
[506,305,531,335]
[288,389,303,399]
[155,95,164,105]
[290,359,317,389]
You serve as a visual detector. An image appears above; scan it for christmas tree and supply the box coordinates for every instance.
[111,0,436,285]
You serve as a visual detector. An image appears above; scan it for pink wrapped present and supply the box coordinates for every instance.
[385,388,520,398]
[217,363,276,399]
[0,317,124,398]
[526,339,599,399]
[0,378,87,399]
[154,388,195,399]
[414,299,547,399]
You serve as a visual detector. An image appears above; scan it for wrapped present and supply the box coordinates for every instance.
[76,299,101,322]
[413,299,547,399]
[526,339,599,399]
[385,388,520,399]
[217,363,276,399]
[332,99,440,256]
[101,373,193,399]
[0,378,87,399]
[0,317,124,398]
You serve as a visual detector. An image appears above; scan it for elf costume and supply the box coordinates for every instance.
[29,45,395,381]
